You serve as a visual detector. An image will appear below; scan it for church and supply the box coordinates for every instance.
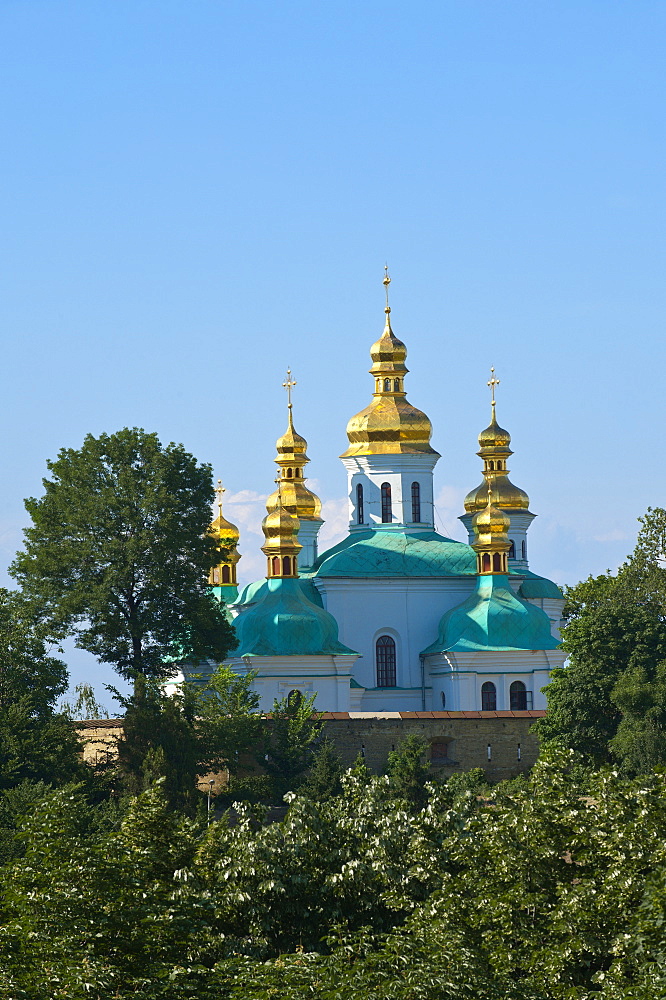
[204,271,565,713]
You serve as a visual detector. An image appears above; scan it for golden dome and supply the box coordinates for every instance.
[266,398,323,522]
[261,491,302,578]
[340,288,439,459]
[464,396,530,513]
[471,488,511,574]
[209,481,241,587]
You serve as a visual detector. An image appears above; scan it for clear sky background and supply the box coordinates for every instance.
[1,1,664,701]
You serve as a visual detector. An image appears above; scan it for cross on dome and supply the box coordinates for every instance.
[383,264,391,313]
[282,368,297,409]
[215,479,226,514]
[487,367,500,408]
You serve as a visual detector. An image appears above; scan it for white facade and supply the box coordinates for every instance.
[342,452,438,532]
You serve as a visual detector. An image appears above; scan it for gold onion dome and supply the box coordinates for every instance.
[471,487,511,575]
[209,481,240,587]
[464,369,530,513]
[262,485,302,579]
[340,268,439,459]
[265,369,322,521]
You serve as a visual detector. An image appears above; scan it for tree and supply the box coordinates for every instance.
[60,682,110,720]
[298,736,345,801]
[535,508,666,771]
[261,692,323,801]
[10,428,235,681]
[0,588,83,790]
[386,733,431,810]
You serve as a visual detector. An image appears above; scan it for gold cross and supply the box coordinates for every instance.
[215,479,225,514]
[282,368,297,409]
[487,367,500,406]
[383,264,391,310]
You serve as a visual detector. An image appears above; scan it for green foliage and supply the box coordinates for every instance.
[11,427,235,680]
[261,692,323,801]
[537,507,666,772]
[0,588,83,791]
[60,681,110,720]
[299,736,345,801]
[386,733,431,809]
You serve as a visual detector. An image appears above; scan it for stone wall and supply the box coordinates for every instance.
[320,711,544,783]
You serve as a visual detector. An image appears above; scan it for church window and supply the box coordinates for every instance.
[376,635,396,687]
[282,556,292,576]
[357,483,364,524]
[222,565,230,584]
[411,482,421,523]
[394,378,400,392]
[489,460,495,471]
[287,689,303,707]
[510,681,527,711]
[522,540,527,560]
[509,540,516,559]
[286,468,293,478]
[430,740,449,761]
[440,690,446,709]
[381,483,392,523]
[482,553,491,572]
[213,568,220,584]
[492,552,502,572]
[481,681,496,711]
[271,556,280,575]
[384,378,391,391]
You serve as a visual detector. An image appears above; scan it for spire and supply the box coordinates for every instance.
[471,484,511,575]
[209,479,241,588]
[463,368,530,513]
[340,270,438,458]
[266,369,322,522]
[261,477,302,579]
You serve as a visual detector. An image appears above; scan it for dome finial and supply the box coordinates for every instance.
[282,367,297,414]
[215,478,226,516]
[487,367,500,416]
[383,264,391,313]
[209,478,241,589]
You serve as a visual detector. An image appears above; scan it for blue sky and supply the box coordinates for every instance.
[1,1,665,697]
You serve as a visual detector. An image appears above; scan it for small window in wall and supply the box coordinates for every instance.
[222,565,231,584]
[271,556,280,575]
[376,635,396,687]
[492,552,502,572]
[356,483,364,524]
[510,681,527,711]
[430,741,449,762]
[481,681,496,711]
[282,556,292,576]
[522,540,527,560]
[509,540,516,559]
[482,553,491,572]
[384,378,391,391]
[286,468,293,478]
[489,460,495,471]
[394,378,400,392]
[287,689,303,708]
[381,483,392,523]
[411,482,421,523]
[440,690,446,709]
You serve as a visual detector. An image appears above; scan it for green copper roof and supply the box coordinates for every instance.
[312,529,478,578]
[518,573,564,600]
[235,577,324,609]
[422,574,561,655]
[231,577,357,658]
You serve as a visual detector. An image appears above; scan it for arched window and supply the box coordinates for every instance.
[286,468,293,478]
[287,689,303,708]
[381,483,392,523]
[271,556,280,575]
[356,483,364,524]
[411,482,421,523]
[383,378,391,391]
[222,565,230,584]
[282,556,292,576]
[509,540,516,559]
[489,460,495,471]
[510,681,527,711]
[394,378,400,392]
[482,553,491,572]
[481,681,496,711]
[522,540,527,560]
[376,635,396,687]
[492,552,502,572]
[441,690,446,709]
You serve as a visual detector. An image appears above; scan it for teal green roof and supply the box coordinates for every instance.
[518,574,564,600]
[232,577,357,658]
[312,529,477,578]
[235,577,324,609]
[422,574,561,655]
